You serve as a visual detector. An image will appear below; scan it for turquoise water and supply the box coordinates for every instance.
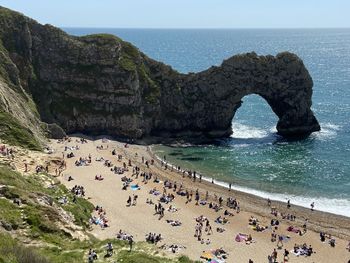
[65,28,350,216]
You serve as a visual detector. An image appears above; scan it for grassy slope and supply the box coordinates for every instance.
[0,110,41,151]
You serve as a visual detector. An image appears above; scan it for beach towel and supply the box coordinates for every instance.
[201,251,214,260]
[235,234,247,242]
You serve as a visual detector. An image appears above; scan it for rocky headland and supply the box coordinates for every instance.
[0,6,320,148]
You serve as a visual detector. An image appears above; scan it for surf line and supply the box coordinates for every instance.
[148,145,252,195]
[147,145,350,217]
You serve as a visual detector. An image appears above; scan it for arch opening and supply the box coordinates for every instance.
[230,94,278,140]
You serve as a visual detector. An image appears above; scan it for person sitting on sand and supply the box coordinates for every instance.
[320,232,326,242]
[254,224,267,232]
[247,234,253,243]
[95,175,104,181]
[270,219,279,226]
[249,216,258,225]
[216,227,225,233]
[215,216,228,225]
[329,237,336,247]
[167,205,178,212]
[224,210,234,216]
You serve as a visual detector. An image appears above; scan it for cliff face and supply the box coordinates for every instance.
[0,6,320,144]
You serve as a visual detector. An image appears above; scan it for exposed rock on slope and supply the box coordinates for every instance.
[0,6,320,144]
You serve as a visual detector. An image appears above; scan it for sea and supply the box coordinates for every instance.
[65,28,350,217]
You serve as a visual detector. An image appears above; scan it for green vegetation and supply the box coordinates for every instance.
[79,33,122,44]
[0,232,198,263]
[0,198,22,229]
[119,41,139,72]
[0,110,41,150]
[0,232,49,263]
[138,64,161,104]
[118,40,161,104]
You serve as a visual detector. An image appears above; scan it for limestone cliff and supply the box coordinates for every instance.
[0,6,320,145]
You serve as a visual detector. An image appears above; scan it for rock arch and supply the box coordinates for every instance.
[155,52,320,139]
[0,9,320,142]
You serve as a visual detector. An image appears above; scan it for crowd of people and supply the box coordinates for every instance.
[49,137,350,263]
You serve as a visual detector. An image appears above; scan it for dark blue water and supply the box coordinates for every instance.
[65,28,350,216]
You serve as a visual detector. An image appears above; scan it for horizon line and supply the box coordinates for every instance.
[60,26,350,30]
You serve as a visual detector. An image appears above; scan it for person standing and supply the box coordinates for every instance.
[128,236,134,252]
[271,248,278,263]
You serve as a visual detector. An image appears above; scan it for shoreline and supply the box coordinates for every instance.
[150,144,350,218]
[48,136,350,262]
[148,145,350,240]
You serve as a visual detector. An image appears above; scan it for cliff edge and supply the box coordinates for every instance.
[0,6,320,146]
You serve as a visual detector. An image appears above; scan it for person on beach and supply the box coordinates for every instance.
[127,196,131,207]
[271,230,277,242]
[311,202,315,211]
[283,249,289,262]
[195,190,200,205]
[132,194,138,206]
[271,249,277,263]
[277,235,283,248]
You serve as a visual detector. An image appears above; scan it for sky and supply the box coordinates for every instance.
[0,0,349,29]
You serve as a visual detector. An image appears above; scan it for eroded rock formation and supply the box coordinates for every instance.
[0,6,320,144]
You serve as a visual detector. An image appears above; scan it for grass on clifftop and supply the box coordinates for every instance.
[0,110,41,151]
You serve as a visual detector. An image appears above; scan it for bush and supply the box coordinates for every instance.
[0,233,49,263]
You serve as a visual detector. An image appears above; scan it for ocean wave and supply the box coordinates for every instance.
[211,179,350,217]
[312,122,341,140]
[231,122,269,139]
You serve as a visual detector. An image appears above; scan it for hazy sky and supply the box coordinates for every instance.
[1,0,349,28]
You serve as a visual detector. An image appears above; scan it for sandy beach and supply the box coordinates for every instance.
[48,136,350,263]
